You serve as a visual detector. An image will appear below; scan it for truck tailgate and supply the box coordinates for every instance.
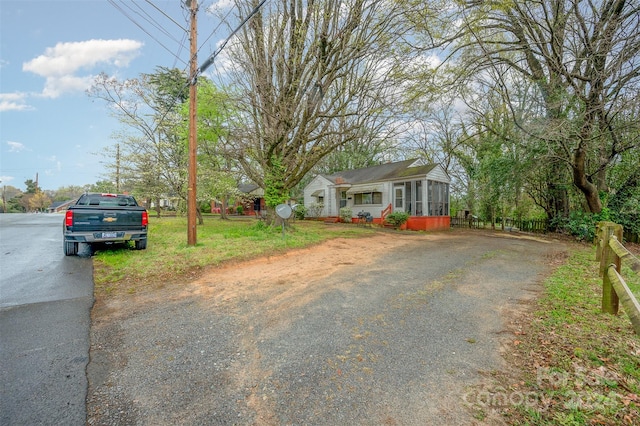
[68,207,146,232]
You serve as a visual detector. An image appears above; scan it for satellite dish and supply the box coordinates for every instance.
[275,204,292,219]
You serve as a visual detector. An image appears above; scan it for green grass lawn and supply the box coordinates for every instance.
[480,246,640,425]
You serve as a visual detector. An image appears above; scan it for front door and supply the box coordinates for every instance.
[394,185,404,212]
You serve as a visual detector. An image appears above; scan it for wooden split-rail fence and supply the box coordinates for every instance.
[595,222,640,335]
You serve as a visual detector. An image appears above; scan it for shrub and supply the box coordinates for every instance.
[385,211,409,227]
[293,204,306,220]
[307,202,324,218]
[552,209,613,241]
[339,207,353,223]
[236,205,244,215]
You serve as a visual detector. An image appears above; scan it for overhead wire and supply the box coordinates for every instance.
[106,0,269,135]
[142,0,188,33]
[197,3,237,61]
[129,0,184,42]
[198,0,268,74]
[107,0,188,67]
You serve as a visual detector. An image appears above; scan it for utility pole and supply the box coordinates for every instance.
[187,0,198,246]
[183,0,265,246]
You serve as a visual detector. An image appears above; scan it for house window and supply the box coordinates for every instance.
[340,191,347,208]
[354,192,382,205]
[427,180,449,216]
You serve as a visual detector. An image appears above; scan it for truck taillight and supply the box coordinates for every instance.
[65,210,73,227]
[142,211,148,226]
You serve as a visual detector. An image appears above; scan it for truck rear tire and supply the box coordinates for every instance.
[135,239,147,250]
[64,241,78,256]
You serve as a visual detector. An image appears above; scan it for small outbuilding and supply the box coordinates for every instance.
[303,159,451,231]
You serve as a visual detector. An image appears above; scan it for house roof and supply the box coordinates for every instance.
[238,183,260,194]
[322,159,439,185]
[48,199,76,210]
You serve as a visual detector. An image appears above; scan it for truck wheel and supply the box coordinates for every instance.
[135,239,147,250]
[64,241,78,256]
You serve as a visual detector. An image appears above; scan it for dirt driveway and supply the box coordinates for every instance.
[87,229,567,425]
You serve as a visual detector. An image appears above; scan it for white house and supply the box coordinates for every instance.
[303,159,451,230]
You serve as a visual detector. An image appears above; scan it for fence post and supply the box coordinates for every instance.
[599,222,623,315]
[595,222,603,262]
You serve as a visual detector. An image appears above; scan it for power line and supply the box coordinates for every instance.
[107,0,188,67]
[106,0,269,139]
[197,3,237,59]
[198,0,268,75]
[142,0,188,33]
[130,0,184,41]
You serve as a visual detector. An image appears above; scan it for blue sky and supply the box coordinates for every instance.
[1,0,230,191]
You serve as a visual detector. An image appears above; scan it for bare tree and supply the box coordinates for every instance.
[220,0,411,210]
[432,0,640,214]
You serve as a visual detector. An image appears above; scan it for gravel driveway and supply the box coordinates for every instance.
[87,230,567,425]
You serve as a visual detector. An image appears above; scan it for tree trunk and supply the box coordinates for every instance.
[265,206,277,227]
[196,207,203,225]
[220,198,229,220]
[572,144,602,213]
[154,197,161,218]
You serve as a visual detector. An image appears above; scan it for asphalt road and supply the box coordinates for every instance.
[0,213,94,425]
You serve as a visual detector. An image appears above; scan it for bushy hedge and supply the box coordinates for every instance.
[551,208,639,242]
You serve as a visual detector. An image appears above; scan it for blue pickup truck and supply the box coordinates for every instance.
[63,193,148,256]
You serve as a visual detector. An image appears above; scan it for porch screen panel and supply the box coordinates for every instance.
[427,180,449,216]
[415,180,423,216]
[444,183,449,216]
[405,182,412,213]
[427,181,433,215]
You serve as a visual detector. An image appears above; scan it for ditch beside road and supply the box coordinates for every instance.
[87,229,567,425]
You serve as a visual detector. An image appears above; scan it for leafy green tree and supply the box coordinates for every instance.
[24,179,38,194]
[87,180,118,194]
[53,186,87,201]
[88,68,189,211]
[29,192,51,212]
[0,185,22,213]
[177,78,240,222]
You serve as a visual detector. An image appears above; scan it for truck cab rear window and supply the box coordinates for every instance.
[77,195,137,207]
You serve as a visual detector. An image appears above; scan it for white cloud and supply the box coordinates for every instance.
[0,176,15,185]
[0,92,32,112]
[22,39,144,98]
[206,0,234,14]
[41,74,95,99]
[7,141,29,152]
